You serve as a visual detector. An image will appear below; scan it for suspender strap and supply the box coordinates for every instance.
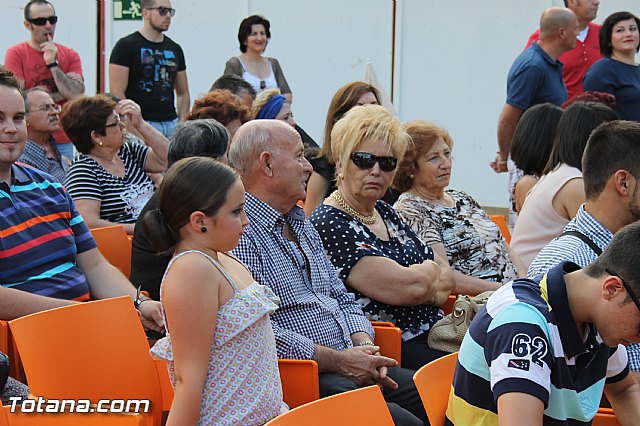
[560,230,603,255]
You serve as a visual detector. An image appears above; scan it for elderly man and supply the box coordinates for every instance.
[526,0,601,102]
[493,7,579,173]
[4,0,84,161]
[0,65,162,332]
[228,120,426,425]
[18,87,68,181]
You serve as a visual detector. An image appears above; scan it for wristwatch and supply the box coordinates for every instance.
[134,286,150,310]
[46,60,59,69]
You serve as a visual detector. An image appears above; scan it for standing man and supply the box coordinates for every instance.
[492,8,578,174]
[109,0,190,139]
[18,87,68,182]
[4,0,84,161]
[526,0,601,103]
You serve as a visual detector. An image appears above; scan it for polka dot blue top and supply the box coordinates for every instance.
[310,200,443,341]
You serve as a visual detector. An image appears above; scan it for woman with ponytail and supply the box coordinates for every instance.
[144,157,285,425]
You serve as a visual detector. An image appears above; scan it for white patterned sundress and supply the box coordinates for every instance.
[151,250,285,425]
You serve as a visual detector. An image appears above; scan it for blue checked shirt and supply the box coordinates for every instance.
[527,204,640,370]
[232,193,374,360]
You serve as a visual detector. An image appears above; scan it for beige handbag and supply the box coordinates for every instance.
[427,291,494,353]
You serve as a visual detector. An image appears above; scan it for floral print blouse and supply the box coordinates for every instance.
[394,189,518,283]
[310,201,442,341]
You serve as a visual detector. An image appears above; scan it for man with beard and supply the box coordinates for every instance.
[4,0,84,161]
[18,87,68,182]
[109,0,190,138]
[528,120,640,380]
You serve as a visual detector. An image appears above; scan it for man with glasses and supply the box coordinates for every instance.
[109,0,190,139]
[4,0,84,161]
[17,87,68,182]
[448,220,640,425]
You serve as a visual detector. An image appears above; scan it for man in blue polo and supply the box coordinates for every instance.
[447,221,640,425]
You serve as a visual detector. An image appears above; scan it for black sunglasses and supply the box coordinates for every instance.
[606,268,640,312]
[28,15,58,26]
[260,80,266,90]
[104,114,122,128]
[351,152,398,172]
[146,7,175,17]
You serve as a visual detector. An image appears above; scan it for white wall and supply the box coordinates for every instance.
[1,0,637,207]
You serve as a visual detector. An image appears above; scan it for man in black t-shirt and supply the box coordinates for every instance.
[109,0,189,138]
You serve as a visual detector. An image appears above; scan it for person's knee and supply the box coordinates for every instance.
[386,402,424,426]
[318,373,358,397]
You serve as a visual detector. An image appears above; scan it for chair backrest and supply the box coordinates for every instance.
[593,408,621,426]
[9,296,163,426]
[2,405,143,426]
[413,352,458,426]
[441,295,457,315]
[489,214,511,244]
[90,225,132,278]
[278,359,319,408]
[373,325,402,366]
[264,385,394,426]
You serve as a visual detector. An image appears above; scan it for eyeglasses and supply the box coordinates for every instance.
[351,152,398,172]
[146,7,175,17]
[32,103,61,114]
[105,114,123,128]
[27,16,58,26]
[606,268,640,312]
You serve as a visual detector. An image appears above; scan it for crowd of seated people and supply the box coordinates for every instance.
[4,2,640,424]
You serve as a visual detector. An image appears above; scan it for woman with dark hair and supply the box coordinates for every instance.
[145,157,285,425]
[584,11,640,121]
[223,15,292,102]
[509,103,563,214]
[511,101,617,267]
[131,119,231,300]
[394,121,523,296]
[304,81,381,216]
[62,94,168,234]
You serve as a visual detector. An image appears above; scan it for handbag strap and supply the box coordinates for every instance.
[560,230,602,255]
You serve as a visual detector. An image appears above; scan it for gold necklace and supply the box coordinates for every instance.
[330,191,377,225]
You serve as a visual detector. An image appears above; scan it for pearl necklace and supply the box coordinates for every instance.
[330,191,377,225]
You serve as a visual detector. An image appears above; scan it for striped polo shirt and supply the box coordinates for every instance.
[446,262,629,426]
[0,163,97,300]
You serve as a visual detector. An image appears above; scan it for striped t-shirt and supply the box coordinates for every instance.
[64,142,154,223]
[0,163,97,300]
[446,262,628,425]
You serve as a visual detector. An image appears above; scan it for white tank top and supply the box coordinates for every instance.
[237,57,278,94]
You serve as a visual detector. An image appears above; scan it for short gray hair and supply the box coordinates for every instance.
[228,120,279,175]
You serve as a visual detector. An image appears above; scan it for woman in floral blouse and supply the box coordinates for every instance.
[309,105,454,370]
[393,121,525,296]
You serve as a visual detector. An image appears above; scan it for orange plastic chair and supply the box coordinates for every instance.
[90,225,132,278]
[373,324,402,366]
[489,214,511,244]
[413,352,458,426]
[593,408,621,426]
[8,296,164,426]
[1,405,143,426]
[265,385,394,425]
[441,294,457,315]
[278,359,319,408]
[153,359,174,411]
[370,321,395,327]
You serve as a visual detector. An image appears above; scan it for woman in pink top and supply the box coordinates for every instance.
[511,101,617,267]
[143,157,285,425]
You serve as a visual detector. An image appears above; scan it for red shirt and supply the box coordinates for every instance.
[4,41,83,144]
[526,22,602,102]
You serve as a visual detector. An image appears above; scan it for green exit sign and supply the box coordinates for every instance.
[113,0,142,20]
